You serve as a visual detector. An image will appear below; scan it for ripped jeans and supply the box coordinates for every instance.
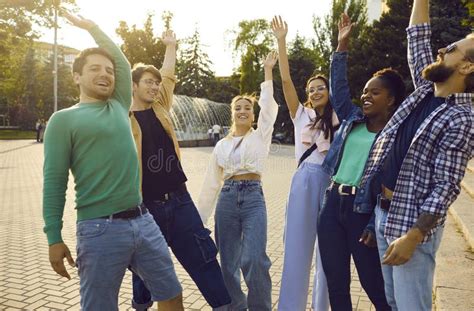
[132,191,231,310]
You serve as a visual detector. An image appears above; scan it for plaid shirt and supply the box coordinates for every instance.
[360,24,474,242]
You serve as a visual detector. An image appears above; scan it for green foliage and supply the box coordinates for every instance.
[430,0,471,49]
[176,26,215,98]
[0,0,77,128]
[349,0,412,97]
[313,0,368,75]
[0,130,36,140]
[230,19,273,94]
[116,14,166,68]
[206,74,240,104]
[349,0,471,98]
[162,11,173,31]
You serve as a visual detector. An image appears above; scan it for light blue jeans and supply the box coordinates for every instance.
[215,180,272,311]
[279,162,330,311]
[375,201,444,311]
[76,212,182,310]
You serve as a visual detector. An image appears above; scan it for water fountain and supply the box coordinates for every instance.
[170,95,231,143]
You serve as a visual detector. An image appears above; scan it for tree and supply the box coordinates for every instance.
[430,0,471,50]
[0,0,76,127]
[312,0,368,76]
[175,26,215,98]
[116,14,165,68]
[230,19,273,94]
[349,0,471,98]
[206,74,240,104]
[35,53,78,120]
[161,11,173,31]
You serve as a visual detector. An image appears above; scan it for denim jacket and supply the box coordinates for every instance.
[321,52,381,232]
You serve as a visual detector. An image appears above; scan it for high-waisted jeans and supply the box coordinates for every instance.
[215,180,272,311]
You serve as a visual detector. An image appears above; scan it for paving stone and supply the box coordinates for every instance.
[0,141,376,309]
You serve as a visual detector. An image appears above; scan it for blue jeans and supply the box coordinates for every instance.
[375,202,444,311]
[318,186,390,311]
[215,180,272,310]
[76,212,181,311]
[132,191,231,310]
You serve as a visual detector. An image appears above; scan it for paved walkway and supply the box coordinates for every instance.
[0,140,374,310]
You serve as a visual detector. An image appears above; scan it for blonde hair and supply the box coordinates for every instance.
[227,94,257,137]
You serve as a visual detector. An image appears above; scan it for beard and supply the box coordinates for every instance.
[422,62,455,83]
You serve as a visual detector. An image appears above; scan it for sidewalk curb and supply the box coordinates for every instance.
[448,202,474,251]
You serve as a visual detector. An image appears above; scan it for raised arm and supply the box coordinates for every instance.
[406,0,434,89]
[155,29,177,112]
[257,51,279,142]
[271,16,299,118]
[42,112,75,279]
[63,11,132,109]
[410,0,430,26]
[330,13,360,121]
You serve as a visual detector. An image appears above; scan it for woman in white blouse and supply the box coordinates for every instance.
[198,51,278,311]
[272,16,338,311]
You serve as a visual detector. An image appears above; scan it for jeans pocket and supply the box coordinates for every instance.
[194,228,218,264]
[77,220,108,239]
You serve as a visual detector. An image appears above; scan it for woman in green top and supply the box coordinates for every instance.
[317,13,406,311]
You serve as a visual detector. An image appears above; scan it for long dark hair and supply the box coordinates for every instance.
[304,75,337,142]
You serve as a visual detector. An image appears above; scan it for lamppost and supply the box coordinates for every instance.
[53,0,60,113]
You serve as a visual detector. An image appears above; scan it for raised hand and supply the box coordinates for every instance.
[161,29,177,47]
[271,15,288,41]
[62,10,96,31]
[263,51,278,69]
[338,12,354,44]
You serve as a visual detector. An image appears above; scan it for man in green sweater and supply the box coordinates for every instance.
[42,12,183,310]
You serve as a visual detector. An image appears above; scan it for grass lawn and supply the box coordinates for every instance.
[0,130,36,140]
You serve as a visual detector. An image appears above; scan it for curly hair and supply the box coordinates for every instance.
[372,68,406,109]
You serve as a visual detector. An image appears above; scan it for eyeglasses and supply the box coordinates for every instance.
[141,79,161,87]
[444,43,473,62]
[307,85,327,93]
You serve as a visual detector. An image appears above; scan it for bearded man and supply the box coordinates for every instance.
[358,0,473,310]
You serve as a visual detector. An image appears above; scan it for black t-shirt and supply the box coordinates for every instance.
[381,93,445,191]
[134,109,187,202]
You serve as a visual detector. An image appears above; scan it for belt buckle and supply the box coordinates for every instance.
[338,184,355,196]
[338,184,348,196]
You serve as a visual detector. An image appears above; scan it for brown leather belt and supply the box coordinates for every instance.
[380,184,393,211]
[381,184,394,200]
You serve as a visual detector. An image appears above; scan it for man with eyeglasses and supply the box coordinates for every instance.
[359,0,473,310]
[129,30,232,311]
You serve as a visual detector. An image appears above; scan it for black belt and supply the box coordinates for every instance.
[154,183,188,202]
[102,204,147,220]
[331,181,357,196]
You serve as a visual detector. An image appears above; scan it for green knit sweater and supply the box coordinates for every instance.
[42,26,141,245]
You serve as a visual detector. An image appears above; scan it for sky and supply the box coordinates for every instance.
[38,0,333,76]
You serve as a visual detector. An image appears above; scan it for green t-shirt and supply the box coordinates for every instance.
[333,123,377,187]
[42,26,141,245]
